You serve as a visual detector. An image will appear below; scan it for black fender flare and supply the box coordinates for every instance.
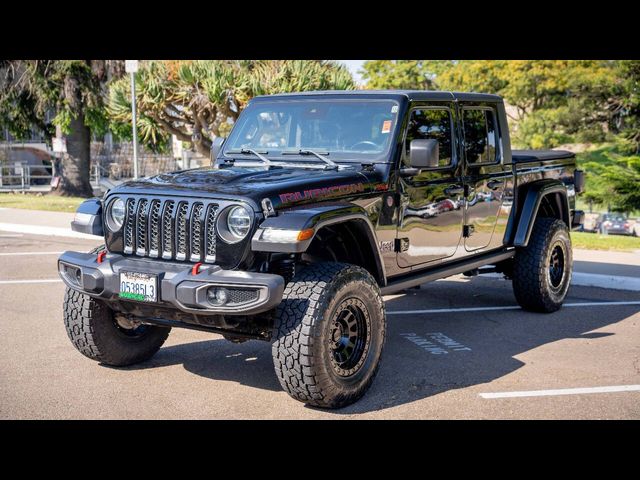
[509,179,570,247]
[71,198,103,236]
[251,203,386,285]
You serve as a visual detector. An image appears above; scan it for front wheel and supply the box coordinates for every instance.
[512,217,573,313]
[63,288,170,366]
[272,262,386,409]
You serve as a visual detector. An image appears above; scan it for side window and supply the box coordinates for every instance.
[405,108,453,167]
[462,108,498,165]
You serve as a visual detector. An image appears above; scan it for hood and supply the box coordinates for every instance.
[109,165,390,209]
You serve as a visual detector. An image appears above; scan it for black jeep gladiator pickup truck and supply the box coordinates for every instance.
[59,90,585,408]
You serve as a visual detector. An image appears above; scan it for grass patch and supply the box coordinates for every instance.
[571,231,640,252]
[0,193,85,212]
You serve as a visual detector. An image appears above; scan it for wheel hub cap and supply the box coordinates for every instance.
[328,298,371,377]
[548,244,565,289]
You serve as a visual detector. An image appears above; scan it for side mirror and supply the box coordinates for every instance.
[409,139,439,169]
[210,137,225,163]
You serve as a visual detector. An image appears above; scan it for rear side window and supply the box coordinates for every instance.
[462,108,499,165]
[405,108,453,167]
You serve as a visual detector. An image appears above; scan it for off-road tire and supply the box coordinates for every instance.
[512,217,572,313]
[63,287,170,366]
[272,262,386,409]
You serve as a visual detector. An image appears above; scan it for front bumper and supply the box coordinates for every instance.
[600,228,632,235]
[58,251,284,316]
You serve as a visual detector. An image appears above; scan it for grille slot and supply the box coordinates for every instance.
[175,202,189,261]
[123,198,136,254]
[148,200,161,257]
[190,203,204,262]
[115,196,223,263]
[205,204,218,263]
[135,199,149,255]
[161,201,175,260]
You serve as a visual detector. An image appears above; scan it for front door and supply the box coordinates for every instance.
[397,105,464,269]
[460,105,508,251]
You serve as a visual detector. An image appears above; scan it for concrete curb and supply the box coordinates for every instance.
[479,271,640,293]
[571,272,640,292]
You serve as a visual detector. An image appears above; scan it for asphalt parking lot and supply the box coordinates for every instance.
[1,232,638,419]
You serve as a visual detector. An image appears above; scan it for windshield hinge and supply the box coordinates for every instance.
[261,198,276,218]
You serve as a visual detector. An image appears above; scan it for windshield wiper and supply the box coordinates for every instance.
[226,148,273,166]
[282,149,338,170]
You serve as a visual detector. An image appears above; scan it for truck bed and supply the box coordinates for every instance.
[512,149,575,163]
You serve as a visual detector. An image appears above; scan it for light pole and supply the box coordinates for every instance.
[125,60,139,179]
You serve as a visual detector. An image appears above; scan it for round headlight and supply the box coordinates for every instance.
[217,205,252,243]
[107,198,126,231]
[227,205,252,239]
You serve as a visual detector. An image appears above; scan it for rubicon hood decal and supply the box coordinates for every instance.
[279,183,365,204]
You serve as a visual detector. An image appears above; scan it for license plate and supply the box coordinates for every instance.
[119,271,158,303]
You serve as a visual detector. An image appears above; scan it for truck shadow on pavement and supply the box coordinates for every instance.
[121,277,640,414]
[125,337,282,392]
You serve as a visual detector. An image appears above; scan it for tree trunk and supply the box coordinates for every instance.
[192,135,213,158]
[53,113,94,197]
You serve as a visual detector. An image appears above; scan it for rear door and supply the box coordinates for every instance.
[460,104,511,251]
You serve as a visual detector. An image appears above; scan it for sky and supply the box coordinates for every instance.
[336,60,366,85]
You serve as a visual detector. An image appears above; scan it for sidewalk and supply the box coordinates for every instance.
[0,207,638,290]
[571,249,640,291]
[0,207,95,239]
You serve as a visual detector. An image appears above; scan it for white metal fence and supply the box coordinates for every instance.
[0,163,52,189]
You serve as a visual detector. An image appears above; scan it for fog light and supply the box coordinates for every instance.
[206,287,228,306]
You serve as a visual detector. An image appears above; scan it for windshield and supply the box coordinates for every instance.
[223,99,400,162]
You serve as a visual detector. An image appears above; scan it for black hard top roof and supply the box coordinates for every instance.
[252,90,503,103]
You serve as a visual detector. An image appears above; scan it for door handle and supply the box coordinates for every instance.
[444,185,464,196]
[487,180,504,190]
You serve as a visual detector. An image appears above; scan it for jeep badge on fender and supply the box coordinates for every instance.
[59,90,584,409]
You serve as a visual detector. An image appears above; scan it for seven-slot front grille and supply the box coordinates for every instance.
[120,197,221,263]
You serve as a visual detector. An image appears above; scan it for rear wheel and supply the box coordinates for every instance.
[63,287,170,366]
[272,262,386,409]
[512,217,572,313]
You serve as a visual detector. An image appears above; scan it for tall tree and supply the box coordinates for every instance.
[610,60,640,153]
[361,60,623,148]
[108,60,356,157]
[360,60,449,90]
[0,60,124,197]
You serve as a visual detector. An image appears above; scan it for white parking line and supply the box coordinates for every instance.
[387,301,640,315]
[0,279,62,285]
[480,385,640,399]
[0,251,63,256]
